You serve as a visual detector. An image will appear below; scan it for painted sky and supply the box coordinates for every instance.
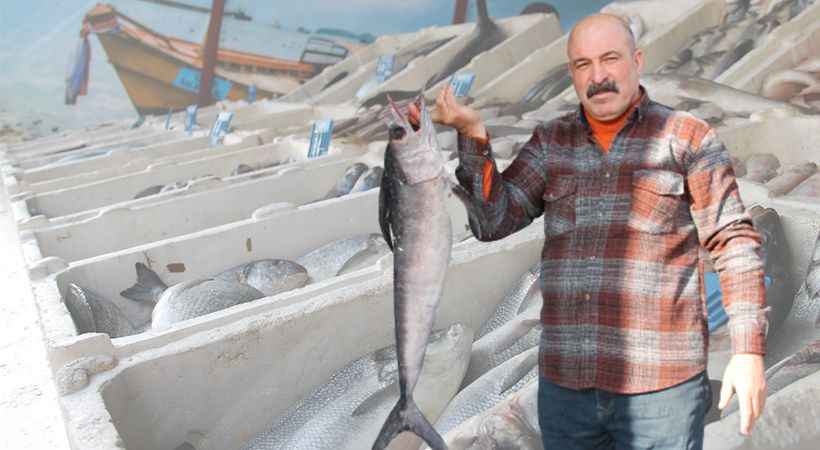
[0,0,610,133]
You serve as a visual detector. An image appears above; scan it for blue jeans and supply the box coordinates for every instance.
[538,372,711,450]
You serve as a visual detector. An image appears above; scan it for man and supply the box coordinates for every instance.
[410,13,768,450]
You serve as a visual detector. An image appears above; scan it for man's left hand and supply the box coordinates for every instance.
[718,353,767,435]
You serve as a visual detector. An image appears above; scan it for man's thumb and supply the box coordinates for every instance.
[718,378,733,409]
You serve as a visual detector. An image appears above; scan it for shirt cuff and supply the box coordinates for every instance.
[727,304,769,355]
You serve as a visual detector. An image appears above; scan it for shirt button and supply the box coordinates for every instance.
[604,172,611,178]
[589,255,596,261]
[584,293,591,301]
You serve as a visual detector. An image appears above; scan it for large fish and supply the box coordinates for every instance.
[241,323,473,450]
[372,95,464,450]
[432,346,539,442]
[426,0,508,88]
[64,283,145,337]
[121,263,265,330]
[214,259,309,297]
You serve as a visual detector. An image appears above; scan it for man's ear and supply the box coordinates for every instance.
[634,48,645,74]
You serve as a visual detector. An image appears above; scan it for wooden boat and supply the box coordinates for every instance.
[80,3,352,115]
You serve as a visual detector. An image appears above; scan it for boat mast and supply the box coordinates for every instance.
[452,0,469,24]
[198,0,226,106]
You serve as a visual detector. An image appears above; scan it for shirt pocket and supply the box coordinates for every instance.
[543,176,577,239]
[627,169,687,235]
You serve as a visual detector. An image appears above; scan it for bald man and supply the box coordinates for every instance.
[411,13,768,450]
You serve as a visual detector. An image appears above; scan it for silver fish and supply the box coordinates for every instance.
[788,172,820,198]
[744,153,781,183]
[296,234,386,283]
[463,303,541,388]
[372,95,462,450]
[214,259,309,297]
[323,163,369,199]
[442,378,542,450]
[120,263,264,330]
[434,346,539,441]
[349,166,384,193]
[64,283,143,338]
[765,162,817,196]
[765,233,820,366]
[336,238,392,276]
[241,323,473,450]
[640,74,807,117]
[477,262,541,339]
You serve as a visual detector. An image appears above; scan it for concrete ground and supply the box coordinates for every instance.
[0,184,71,449]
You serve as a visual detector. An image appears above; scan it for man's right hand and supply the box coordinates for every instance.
[407,84,487,141]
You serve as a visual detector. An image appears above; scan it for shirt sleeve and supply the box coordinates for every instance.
[454,126,548,241]
[685,123,768,355]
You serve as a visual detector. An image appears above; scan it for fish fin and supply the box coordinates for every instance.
[372,397,446,450]
[379,154,397,252]
[352,382,399,417]
[499,347,539,394]
[120,262,167,303]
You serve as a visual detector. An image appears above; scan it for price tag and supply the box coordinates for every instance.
[185,104,198,134]
[307,119,334,158]
[450,72,476,97]
[209,111,234,146]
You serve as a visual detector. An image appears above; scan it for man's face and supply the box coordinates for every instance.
[568,19,644,121]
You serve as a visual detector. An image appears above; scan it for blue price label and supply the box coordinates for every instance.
[185,104,198,134]
[248,84,257,103]
[210,111,234,146]
[375,55,395,83]
[307,119,334,159]
[450,72,476,97]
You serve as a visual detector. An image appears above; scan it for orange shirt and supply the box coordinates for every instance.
[584,94,642,153]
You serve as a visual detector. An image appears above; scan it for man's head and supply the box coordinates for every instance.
[567,14,644,121]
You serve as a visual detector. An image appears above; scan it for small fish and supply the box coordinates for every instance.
[214,259,309,297]
[323,163,369,200]
[349,166,384,193]
[296,234,387,283]
[463,303,541,388]
[64,283,144,338]
[336,238,392,276]
[121,263,264,330]
[477,262,541,339]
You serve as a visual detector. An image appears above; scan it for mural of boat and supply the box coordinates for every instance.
[75,2,356,115]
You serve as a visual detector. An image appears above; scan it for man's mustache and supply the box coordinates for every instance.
[587,80,619,98]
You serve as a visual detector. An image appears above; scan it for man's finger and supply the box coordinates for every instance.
[407,102,420,126]
[739,390,752,435]
[718,378,733,409]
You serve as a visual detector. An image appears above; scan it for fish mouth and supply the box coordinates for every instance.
[385,94,428,139]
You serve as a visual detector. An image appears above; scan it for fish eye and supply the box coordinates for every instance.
[389,126,407,140]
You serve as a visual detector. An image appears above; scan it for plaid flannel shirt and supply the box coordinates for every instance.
[455,88,768,393]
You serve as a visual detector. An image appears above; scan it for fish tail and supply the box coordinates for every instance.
[372,396,447,450]
[120,262,166,303]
